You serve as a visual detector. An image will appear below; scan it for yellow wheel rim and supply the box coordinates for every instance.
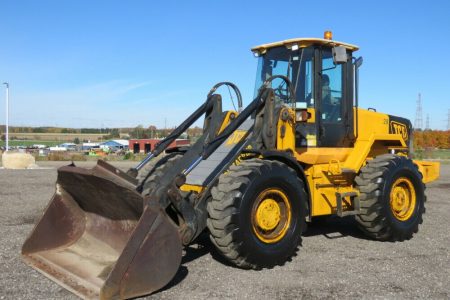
[252,188,291,244]
[390,177,416,221]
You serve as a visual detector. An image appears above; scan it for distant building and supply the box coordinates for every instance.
[32,144,47,149]
[100,139,129,152]
[49,146,67,152]
[59,143,77,151]
[81,142,100,151]
[128,139,190,154]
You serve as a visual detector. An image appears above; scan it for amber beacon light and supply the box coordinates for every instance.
[324,30,333,40]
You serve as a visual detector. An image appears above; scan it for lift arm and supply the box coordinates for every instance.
[149,76,294,244]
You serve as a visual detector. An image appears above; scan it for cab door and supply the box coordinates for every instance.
[316,48,354,147]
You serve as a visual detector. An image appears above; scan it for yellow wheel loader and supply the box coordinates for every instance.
[22,32,440,299]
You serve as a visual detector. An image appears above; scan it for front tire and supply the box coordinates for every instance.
[355,154,426,241]
[140,153,183,195]
[207,159,307,269]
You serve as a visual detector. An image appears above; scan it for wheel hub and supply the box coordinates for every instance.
[251,188,291,244]
[255,199,281,230]
[390,177,416,221]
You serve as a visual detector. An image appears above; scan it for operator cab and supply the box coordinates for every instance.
[252,32,361,148]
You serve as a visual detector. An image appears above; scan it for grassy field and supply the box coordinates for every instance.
[7,132,105,142]
[413,149,450,160]
[0,140,61,147]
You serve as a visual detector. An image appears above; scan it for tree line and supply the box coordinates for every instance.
[0,125,204,141]
[413,130,449,149]
[127,125,203,140]
[1,125,448,148]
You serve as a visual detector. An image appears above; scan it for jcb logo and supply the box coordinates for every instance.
[390,121,408,141]
[225,130,247,146]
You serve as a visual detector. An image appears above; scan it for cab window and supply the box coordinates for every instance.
[320,50,343,122]
[254,46,315,106]
[293,47,314,108]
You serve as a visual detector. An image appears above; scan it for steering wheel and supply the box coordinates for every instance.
[261,75,296,105]
[273,82,290,103]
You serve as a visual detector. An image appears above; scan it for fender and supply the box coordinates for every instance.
[245,149,312,219]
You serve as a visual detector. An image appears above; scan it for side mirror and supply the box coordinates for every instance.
[332,46,347,64]
[354,56,363,68]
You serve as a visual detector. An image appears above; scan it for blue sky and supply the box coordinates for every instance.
[1,0,449,129]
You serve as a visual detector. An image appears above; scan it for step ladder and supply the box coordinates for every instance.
[335,191,360,217]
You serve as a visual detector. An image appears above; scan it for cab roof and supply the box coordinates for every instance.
[251,38,359,54]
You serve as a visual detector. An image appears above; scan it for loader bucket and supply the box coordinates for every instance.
[22,160,182,299]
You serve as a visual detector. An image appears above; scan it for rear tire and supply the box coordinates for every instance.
[355,154,426,241]
[207,159,307,269]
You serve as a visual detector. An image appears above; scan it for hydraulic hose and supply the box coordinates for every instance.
[201,75,294,159]
[208,82,243,112]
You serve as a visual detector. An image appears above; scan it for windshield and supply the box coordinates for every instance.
[254,46,314,108]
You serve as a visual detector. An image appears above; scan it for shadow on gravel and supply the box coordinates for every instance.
[208,243,238,268]
[151,266,189,296]
[436,183,450,189]
[146,233,216,297]
[304,215,370,240]
[182,237,212,264]
[191,232,237,267]
[176,232,239,268]
[143,216,373,297]
[174,217,373,273]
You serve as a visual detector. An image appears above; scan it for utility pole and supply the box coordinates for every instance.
[425,114,430,130]
[3,82,9,151]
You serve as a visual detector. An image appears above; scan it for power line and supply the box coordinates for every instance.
[447,109,450,131]
[414,93,423,130]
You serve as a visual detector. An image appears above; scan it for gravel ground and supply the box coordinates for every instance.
[0,161,449,299]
